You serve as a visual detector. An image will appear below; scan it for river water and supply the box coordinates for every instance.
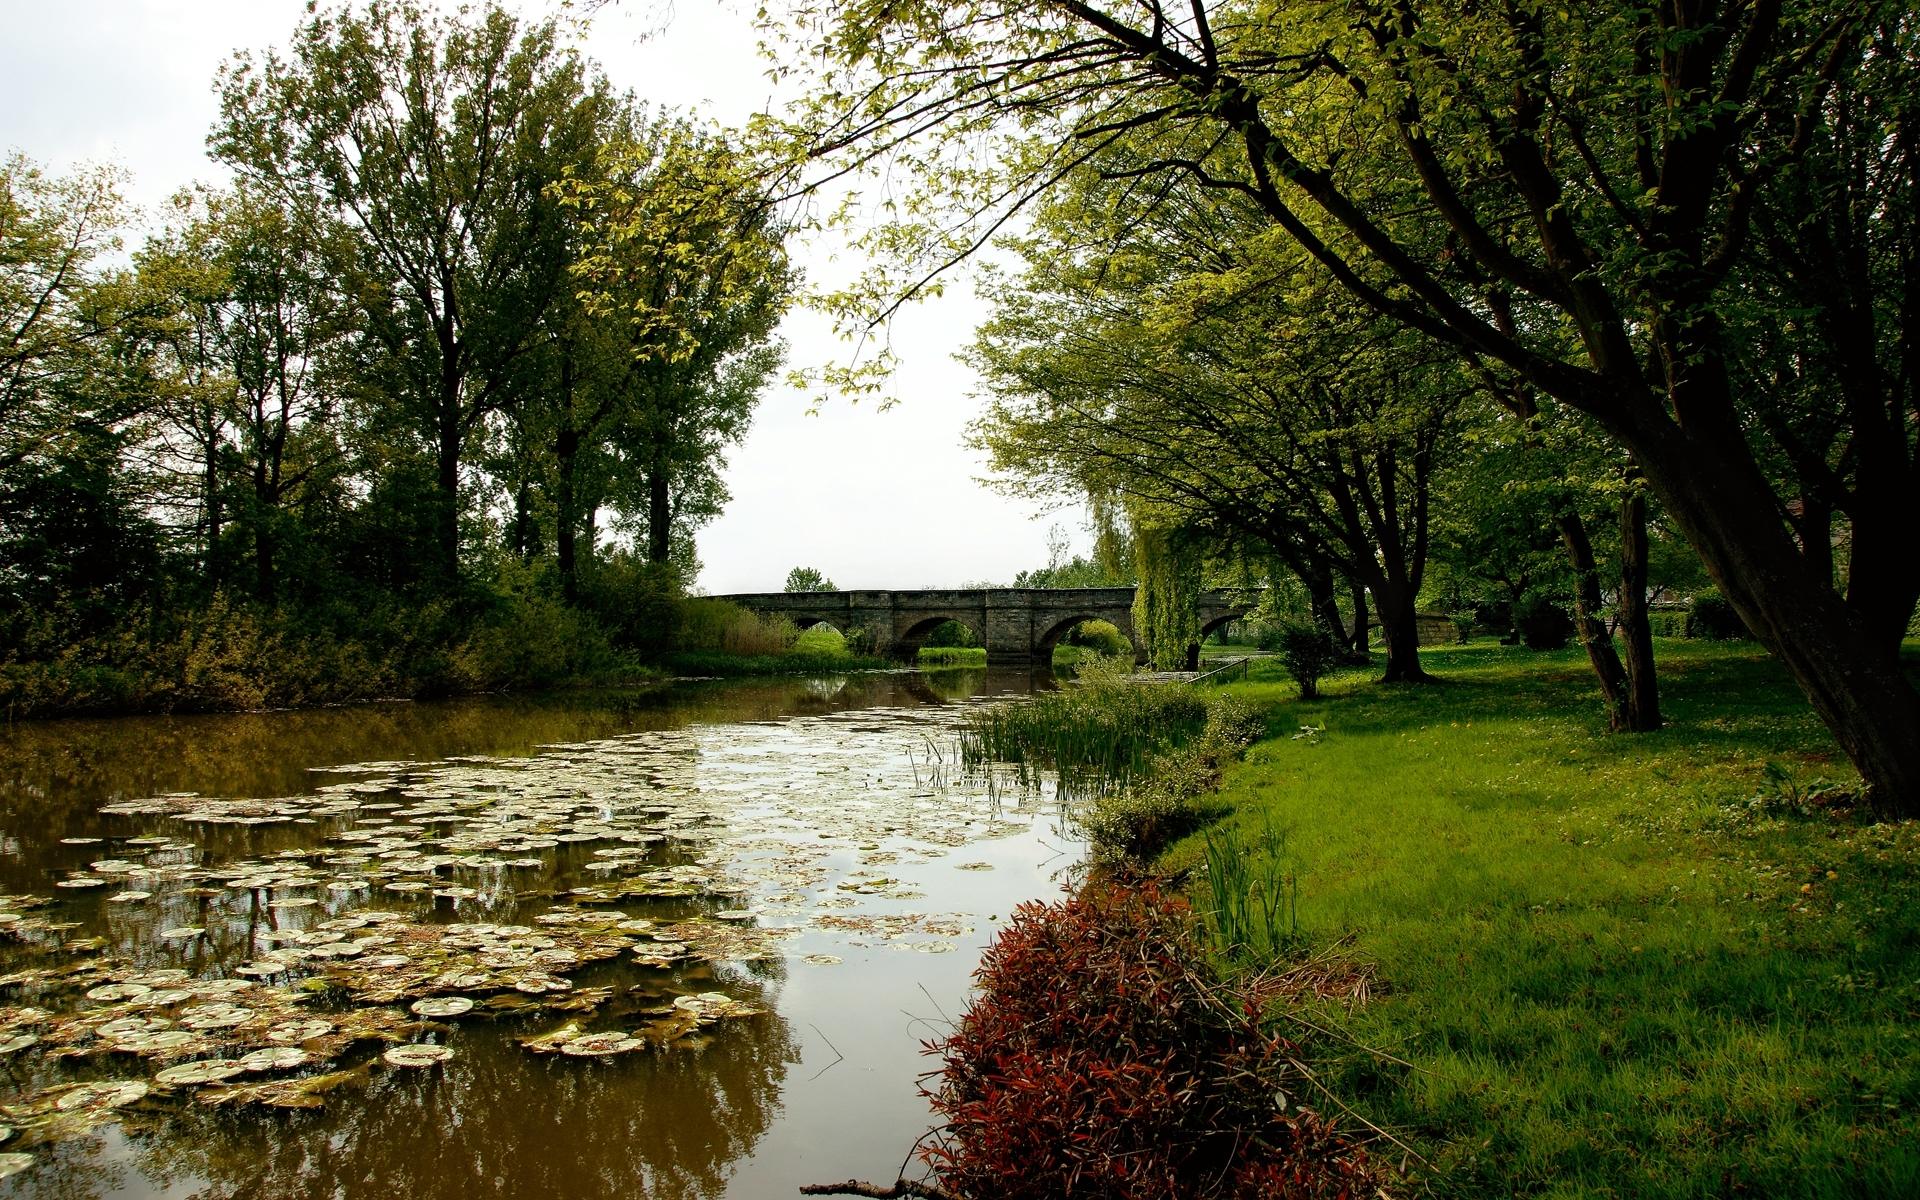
[0,667,1080,1199]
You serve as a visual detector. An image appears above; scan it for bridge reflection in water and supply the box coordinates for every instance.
[714,587,1252,668]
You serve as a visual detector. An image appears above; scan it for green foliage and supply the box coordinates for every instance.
[1273,621,1340,700]
[919,646,987,666]
[1514,595,1576,650]
[923,618,976,648]
[674,597,798,657]
[1080,692,1263,865]
[959,657,1209,793]
[1130,524,1201,671]
[1067,618,1129,657]
[1687,588,1750,641]
[1200,820,1304,964]
[783,566,836,592]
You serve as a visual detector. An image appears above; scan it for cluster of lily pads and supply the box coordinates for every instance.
[0,702,1058,1182]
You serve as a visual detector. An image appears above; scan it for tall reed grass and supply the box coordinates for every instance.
[1200,820,1303,962]
[957,657,1208,798]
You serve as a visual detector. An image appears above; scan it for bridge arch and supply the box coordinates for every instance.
[1197,609,1250,643]
[1033,613,1137,662]
[892,613,983,661]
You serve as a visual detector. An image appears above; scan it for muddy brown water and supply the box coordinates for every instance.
[0,668,1081,1199]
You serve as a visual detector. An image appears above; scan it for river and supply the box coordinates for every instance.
[0,667,1080,1199]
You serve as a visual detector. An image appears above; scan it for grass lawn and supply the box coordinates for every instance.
[1168,639,1920,1199]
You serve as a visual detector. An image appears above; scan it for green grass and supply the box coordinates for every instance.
[1169,639,1920,1199]
[919,646,988,666]
[663,625,891,677]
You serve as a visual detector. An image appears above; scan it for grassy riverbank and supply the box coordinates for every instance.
[1170,640,1920,1198]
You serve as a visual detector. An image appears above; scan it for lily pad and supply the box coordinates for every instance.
[409,997,475,1018]
[557,1031,646,1057]
[0,1152,31,1180]
[382,1043,452,1068]
[53,1081,149,1111]
[238,1046,310,1073]
[265,1019,336,1044]
[155,1059,246,1086]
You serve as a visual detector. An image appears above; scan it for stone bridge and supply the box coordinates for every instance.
[712,587,1256,667]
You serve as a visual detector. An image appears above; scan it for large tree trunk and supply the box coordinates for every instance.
[1616,479,1661,731]
[1626,371,1920,812]
[1369,575,1430,683]
[1554,508,1632,730]
[1846,495,1920,660]
[556,426,579,603]
[432,328,464,585]
[646,456,671,566]
[435,414,461,584]
[202,422,222,592]
[1303,558,1343,638]
[510,477,536,562]
[252,450,278,606]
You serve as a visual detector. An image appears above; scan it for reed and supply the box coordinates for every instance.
[1199,819,1302,962]
[956,658,1208,798]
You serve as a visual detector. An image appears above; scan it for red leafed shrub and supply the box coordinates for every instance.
[921,883,1377,1199]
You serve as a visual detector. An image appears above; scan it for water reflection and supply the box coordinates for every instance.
[122,967,798,1200]
[0,668,1075,1199]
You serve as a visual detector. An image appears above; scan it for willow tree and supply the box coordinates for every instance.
[763,0,1920,808]
[213,1,613,585]
[1129,522,1202,671]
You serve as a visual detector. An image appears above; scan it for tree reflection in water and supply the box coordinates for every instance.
[124,968,796,1200]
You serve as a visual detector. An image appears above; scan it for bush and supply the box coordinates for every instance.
[1648,609,1689,638]
[923,883,1376,1200]
[674,597,798,657]
[1514,595,1575,649]
[1686,588,1748,640]
[1082,692,1264,865]
[449,587,624,692]
[578,554,681,658]
[925,618,978,648]
[1068,618,1131,657]
[1273,621,1341,699]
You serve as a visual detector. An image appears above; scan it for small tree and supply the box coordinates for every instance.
[783,566,835,593]
[1275,621,1341,701]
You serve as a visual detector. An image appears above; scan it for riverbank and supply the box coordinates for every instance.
[1172,640,1920,1197]
[0,615,907,722]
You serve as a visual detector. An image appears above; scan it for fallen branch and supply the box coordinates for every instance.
[798,1180,962,1199]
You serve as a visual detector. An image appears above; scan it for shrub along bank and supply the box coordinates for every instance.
[1,576,896,719]
[1167,640,1920,1198]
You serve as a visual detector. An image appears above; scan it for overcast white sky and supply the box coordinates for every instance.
[0,0,1079,593]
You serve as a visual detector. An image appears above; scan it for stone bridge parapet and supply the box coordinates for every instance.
[712,587,1255,667]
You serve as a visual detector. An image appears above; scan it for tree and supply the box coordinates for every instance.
[213,0,612,585]
[971,176,1461,683]
[765,0,1920,808]
[1,155,144,473]
[1130,521,1201,671]
[562,118,793,573]
[785,566,836,592]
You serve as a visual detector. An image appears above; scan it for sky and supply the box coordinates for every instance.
[0,0,1081,593]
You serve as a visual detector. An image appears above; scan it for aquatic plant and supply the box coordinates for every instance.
[1200,820,1304,963]
[1078,692,1265,865]
[956,658,1209,796]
